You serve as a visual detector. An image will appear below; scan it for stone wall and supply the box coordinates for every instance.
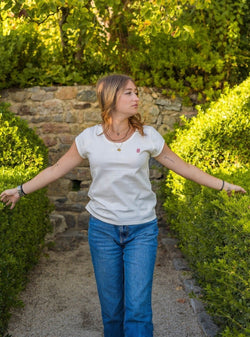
[0,85,196,237]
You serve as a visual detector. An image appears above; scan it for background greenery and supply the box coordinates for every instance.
[0,0,249,103]
[163,77,250,336]
[0,1,249,336]
[0,103,52,336]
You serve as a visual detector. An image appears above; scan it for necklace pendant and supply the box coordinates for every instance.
[117,148,121,151]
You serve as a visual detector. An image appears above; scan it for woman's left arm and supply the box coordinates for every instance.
[155,144,246,194]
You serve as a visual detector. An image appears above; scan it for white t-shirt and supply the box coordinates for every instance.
[75,124,165,225]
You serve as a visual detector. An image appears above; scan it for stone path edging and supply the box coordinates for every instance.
[161,235,219,337]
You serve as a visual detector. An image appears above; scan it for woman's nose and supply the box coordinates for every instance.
[133,93,139,101]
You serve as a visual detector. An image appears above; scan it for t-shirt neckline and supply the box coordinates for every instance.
[98,124,138,145]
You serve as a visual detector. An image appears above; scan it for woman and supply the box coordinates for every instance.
[0,74,246,337]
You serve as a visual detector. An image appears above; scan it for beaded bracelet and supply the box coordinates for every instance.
[17,185,27,197]
[219,180,225,191]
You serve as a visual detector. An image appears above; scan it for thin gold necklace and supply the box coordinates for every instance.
[105,125,131,142]
[104,125,131,151]
[114,142,124,152]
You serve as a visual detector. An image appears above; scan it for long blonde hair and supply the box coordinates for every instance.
[96,74,144,135]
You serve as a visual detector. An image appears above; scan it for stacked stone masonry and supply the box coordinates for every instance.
[0,85,196,237]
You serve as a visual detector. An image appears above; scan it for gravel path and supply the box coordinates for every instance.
[7,230,205,337]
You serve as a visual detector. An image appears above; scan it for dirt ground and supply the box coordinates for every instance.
[7,229,204,337]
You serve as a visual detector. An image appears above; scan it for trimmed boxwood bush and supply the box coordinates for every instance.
[164,77,250,336]
[0,103,52,336]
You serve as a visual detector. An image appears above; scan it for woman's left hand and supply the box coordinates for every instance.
[223,181,246,196]
[155,144,247,195]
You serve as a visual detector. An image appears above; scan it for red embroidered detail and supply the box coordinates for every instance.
[136,148,140,153]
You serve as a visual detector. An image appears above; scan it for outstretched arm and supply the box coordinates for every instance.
[155,144,246,194]
[0,141,83,209]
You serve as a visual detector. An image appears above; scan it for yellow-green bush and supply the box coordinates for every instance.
[164,78,250,336]
[0,103,52,336]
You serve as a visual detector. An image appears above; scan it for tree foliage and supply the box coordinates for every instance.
[0,0,249,102]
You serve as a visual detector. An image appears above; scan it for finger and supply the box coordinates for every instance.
[6,200,15,209]
[10,202,16,210]
[0,191,9,198]
[1,193,10,200]
[5,199,12,206]
[234,186,246,194]
[0,194,6,201]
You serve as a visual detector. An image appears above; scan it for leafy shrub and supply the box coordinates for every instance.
[163,78,250,336]
[0,0,249,102]
[0,23,48,89]
[0,103,52,336]
[0,103,48,169]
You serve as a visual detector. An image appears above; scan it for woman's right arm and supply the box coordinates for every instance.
[0,141,83,209]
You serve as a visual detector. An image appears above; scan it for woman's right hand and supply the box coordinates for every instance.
[1,141,83,210]
[0,188,20,209]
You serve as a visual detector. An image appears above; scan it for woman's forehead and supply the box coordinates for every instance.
[123,80,137,90]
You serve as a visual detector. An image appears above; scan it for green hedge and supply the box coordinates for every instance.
[0,103,48,170]
[0,103,52,336]
[164,78,250,336]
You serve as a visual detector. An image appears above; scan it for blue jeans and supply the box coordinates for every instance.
[88,216,159,337]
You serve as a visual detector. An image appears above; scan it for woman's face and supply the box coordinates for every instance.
[114,80,139,118]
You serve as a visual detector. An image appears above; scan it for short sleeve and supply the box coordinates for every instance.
[75,129,88,158]
[148,126,165,157]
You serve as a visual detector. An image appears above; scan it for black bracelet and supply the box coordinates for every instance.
[219,180,225,191]
[20,184,27,196]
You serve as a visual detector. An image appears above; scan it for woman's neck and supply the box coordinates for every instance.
[107,117,130,136]
[103,118,133,142]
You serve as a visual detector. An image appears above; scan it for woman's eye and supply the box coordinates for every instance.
[125,91,138,95]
